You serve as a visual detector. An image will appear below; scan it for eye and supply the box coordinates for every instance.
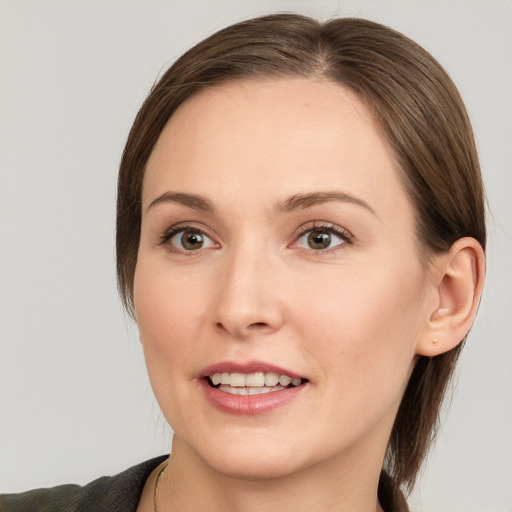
[172,230,213,250]
[171,230,215,251]
[294,225,351,251]
[160,225,217,253]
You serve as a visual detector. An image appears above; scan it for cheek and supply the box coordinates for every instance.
[135,257,206,340]
[133,257,213,398]
[133,258,213,430]
[294,262,426,389]
[290,268,426,450]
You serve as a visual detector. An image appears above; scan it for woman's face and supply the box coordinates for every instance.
[135,79,438,479]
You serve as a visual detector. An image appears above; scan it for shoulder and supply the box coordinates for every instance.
[0,455,168,512]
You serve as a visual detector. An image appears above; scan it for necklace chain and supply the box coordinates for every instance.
[153,461,168,512]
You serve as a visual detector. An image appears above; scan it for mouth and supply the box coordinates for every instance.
[207,371,306,396]
[199,361,309,414]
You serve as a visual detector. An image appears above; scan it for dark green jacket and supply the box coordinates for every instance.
[0,456,167,511]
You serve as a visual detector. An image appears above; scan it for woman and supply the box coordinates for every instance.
[1,13,485,512]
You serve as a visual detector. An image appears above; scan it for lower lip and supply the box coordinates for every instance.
[200,379,306,415]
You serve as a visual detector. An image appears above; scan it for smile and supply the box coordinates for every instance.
[208,372,303,395]
[200,363,308,415]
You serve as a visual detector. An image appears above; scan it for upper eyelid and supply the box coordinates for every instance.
[158,222,214,244]
[294,221,354,239]
[162,221,211,235]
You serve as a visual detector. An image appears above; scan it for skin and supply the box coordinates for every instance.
[133,78,478,511]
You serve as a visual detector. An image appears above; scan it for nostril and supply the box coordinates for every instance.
[248,322,269,329]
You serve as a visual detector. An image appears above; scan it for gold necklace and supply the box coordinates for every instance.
[153,461,168,512]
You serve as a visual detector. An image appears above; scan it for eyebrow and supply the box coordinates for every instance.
[145,192,215,214]
[278,191,377,217]
[145,190,376,217]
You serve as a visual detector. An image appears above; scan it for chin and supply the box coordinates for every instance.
[180,431,311,481]
[207,451,305,481]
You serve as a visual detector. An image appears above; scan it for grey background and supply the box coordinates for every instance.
[1,1,511,510]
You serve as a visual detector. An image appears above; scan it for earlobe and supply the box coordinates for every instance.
[416,237,485,357]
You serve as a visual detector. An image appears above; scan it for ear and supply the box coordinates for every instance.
[416,237,485,357]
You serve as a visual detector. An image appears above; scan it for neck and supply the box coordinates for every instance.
[156,437,385,512]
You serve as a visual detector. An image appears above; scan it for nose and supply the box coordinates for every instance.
[212,248,285,339]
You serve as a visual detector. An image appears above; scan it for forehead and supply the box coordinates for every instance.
[143,78,412,222]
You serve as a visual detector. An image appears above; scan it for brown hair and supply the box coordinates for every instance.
[116,13,485,497]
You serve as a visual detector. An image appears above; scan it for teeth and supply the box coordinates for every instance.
[248,386,274,395]
[279,375,291,386]
[229,373,246,387]
[219,385,286,395]
[210,371,303,389]
[264,372,279,386]
[245,372,265,387]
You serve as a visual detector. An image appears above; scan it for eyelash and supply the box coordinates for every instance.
[157,222,353,254]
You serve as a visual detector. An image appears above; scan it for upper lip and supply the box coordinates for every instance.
[200,360,305,380]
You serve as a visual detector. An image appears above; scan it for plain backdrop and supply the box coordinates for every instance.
[1,1,511,511]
